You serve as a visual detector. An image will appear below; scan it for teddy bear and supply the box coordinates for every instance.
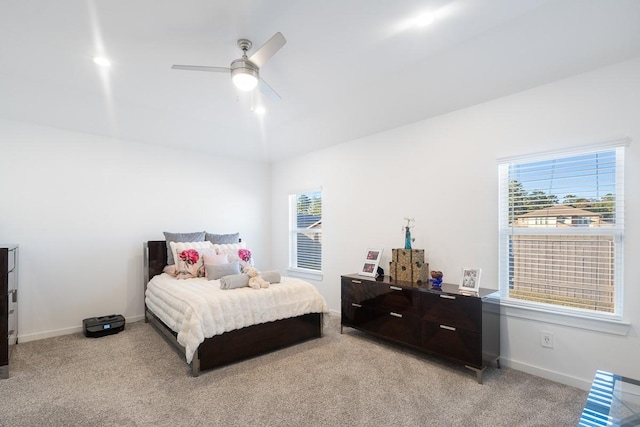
[245,267,270,289]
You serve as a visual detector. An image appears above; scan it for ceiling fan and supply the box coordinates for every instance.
[171,32,286,100]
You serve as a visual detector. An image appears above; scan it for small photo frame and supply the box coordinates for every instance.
[460,267,481,293]
[359,248,383,277]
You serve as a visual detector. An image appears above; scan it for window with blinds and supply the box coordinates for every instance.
[498,142,625,318]
[289,190,322,272]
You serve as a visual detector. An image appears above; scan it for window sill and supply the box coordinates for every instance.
[286,268,323,282]
[489,295,631,336]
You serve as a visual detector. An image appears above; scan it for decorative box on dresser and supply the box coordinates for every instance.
[1,245,18,379]
[341,273,500,383]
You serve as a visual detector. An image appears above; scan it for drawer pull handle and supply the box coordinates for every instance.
[351,280,362,284]
[389,286,402,291]
[8,329,15,336]
[440,294,456,300]
[351,303,362,308]
[439,325,456,331]
[390,312,403,318]
[9,289,17,303]
[8,309,14,315]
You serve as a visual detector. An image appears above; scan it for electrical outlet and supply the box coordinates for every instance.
[541,331,554,348]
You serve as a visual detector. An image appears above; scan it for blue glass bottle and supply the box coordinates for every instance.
[404,226,412,250]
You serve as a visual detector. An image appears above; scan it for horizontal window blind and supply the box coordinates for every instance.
[290,190,322,272]
[509,235,615,312]
[498,142,625,317]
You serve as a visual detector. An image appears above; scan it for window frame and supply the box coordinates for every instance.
[498,141,626,322]
[288,189,323,279]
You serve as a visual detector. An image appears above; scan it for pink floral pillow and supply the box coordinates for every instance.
[175,249,205,279]
[237,248,253,270]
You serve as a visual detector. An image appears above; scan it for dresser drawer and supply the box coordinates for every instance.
[342,301,421,347]
[341,277,418,315]
[421,321,482,368]
[7,313,17,347]
[8,269,17,292]
[6,248,16,275]
[6,248,17,291]
[421,292,481,332]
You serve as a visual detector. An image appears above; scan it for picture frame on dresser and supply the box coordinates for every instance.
[460,267,481,294]
[358,248,383,277]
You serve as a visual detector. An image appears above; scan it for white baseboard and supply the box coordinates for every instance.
[499,357,592,390]
[17,314,146,343]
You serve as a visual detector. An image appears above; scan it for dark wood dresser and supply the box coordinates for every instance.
[341,273,500,383]
[1,245,18,379]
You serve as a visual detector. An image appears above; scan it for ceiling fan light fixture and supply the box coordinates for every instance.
[171,32,286,101]
[232,72,258,91]
[231,59,259,91]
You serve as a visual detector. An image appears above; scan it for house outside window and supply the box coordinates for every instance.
[289,190,322,273]
[498,142,625,318]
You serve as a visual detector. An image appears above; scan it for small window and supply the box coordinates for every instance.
[499,142,625,318]
[289,190,322,273]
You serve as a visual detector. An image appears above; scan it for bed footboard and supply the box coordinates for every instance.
[197,312,322,372]
[146,308,322,376]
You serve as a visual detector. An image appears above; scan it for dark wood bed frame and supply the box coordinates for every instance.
[143,240,323,376]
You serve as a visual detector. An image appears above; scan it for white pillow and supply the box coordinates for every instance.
[202,252,228,265]
[169,241,214,267]
[211,243,246,261]
[212,242,256,268]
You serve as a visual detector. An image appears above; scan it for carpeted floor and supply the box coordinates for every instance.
[0,316,587,426]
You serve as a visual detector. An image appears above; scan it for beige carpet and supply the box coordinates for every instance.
[0,316,587,426]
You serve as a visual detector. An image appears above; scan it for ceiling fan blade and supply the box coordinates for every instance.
[249,32,286,68]
[171,65,230,73]
[258,77,281,101]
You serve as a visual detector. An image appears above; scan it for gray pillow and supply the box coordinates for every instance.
[163,231,205,265]
[219,273,249,290]
[205,261,241,280]
[261,270,281,284]
[205,232,240,244]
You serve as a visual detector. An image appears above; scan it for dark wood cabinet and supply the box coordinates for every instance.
[341,301,422,347]
[1,245,18,380]
[342,279,419,315]
[421,321,482,367]
[421,292,481,332]
[341,274,500,383]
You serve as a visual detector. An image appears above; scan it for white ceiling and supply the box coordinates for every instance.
[1,0,639,162]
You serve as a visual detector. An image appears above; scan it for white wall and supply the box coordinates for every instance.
[271,57,640,389]
[0,119,271,341]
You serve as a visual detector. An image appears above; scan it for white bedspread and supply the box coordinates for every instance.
[145,273,329,363]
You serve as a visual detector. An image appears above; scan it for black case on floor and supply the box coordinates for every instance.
[82,314,125,338]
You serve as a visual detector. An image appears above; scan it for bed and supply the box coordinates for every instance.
[143,240,327,376]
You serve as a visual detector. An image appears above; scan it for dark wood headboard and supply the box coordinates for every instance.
[144,241,167,286]
[144,238,242,286]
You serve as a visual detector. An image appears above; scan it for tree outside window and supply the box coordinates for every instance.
[290,190,322,272]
